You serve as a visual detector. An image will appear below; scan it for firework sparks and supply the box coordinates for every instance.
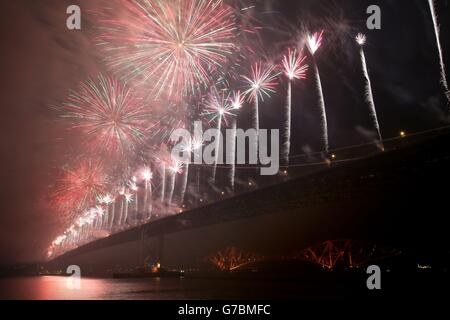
[123,191,133,225]
[243,62,279,153]
[228,91,244,190]
[142,167,153,182]
[355,33,366,46]
[179,136,203,205]
[427,0,450,103]
[95,205,105,229]
[203,89,236,182]
[356,33,383,149]
[104,193,116,229]
[167,160,182,207]
[182,136,205,154]
[101,193,114,229]
[117,187,125,227]
[230,90,244,110]
[49,206,99,252]
[179,161,190,207]
[159,162,167,208]
[51,160,108,219]
[282,48,308,81]
[307,30,329,154]
[307,30,324,55]
[282,48,308,165]
[96,0,238,100]
[228,117,238,190]
[128,177,139,223]
[186,134,205,201]
[142,166,153,220]
[204,90,236,127]
[168,161,183,175]
[243,62,279,104]
[154,145,173,211]
[59,75,152,158]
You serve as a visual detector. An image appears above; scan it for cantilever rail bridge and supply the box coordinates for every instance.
[49,128,450,273]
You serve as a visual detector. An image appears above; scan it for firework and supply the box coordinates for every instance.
[307,30,324,55]
[307,31,329,154]
[99,194,114,229]
[142,167,153,220]
[281,48,308,165]
[203,89,236,182]
[154,145,173,210]
[117,187,125,227]
[355,33,366,46]
[191,136,205,153]
[94,210,101,230]
[283,48,309,81]
[167,161,182,207]
[51,160,108,219]
[243,62,279,153]
[179,136,203,205]
[81,208,98,240]
[97,206,106,231]
[128,177,139,223]
[159,162,166,208]
[179,161,190,207]
[96,0,238,100]
[204,90,236,126]
[73,209,97,243]
[228,91,244,190]
[60,75,152,157]
[123,191,133,225]
[98,196,107,229]
[48,233,68,257]
[356,34,383,149]
[193,132,205,201]
[427,0,450,103]
[169,160,183,175]
[94,205,105,230]
[230,90,244,111]
[103,193,116,230]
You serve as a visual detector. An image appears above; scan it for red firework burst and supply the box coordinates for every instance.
[51,160,109,218]
[60,75,152,157]
[94,0,238,100]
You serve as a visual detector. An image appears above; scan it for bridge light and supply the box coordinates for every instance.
[400,131,406,138]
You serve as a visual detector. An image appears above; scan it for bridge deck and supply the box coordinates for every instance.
[49,128,450,271]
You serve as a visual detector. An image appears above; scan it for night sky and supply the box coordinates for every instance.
[0,0,449,265]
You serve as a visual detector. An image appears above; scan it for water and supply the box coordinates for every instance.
[0,276,215,300]
[0,276,323,300]
[0,273,446,300]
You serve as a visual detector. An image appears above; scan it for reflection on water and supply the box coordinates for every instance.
[0,276,198,300]
[3,273,393,300]
[0,276,309,300]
